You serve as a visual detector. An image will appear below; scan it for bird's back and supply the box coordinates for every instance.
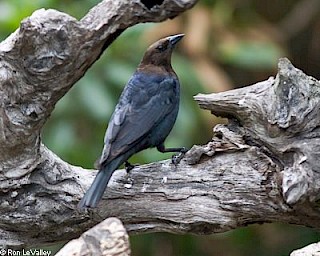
[97,70,180,168]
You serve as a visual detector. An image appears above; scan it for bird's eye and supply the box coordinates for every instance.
[156,45,165,52]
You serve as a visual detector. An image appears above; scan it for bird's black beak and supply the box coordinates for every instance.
[168,34,184,47]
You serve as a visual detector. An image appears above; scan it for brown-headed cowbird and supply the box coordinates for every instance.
[78,34,187,209]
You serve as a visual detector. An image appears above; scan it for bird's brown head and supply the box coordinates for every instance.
[139,34,184,71]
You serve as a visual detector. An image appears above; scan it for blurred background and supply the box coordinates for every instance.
[1,0,320,255]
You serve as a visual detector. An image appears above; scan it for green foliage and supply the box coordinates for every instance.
[218,40,283,70]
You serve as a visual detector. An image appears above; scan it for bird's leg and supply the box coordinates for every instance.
[157,144,188,165]
[125,161,136,173]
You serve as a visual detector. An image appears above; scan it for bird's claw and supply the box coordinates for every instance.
[171,148,188,165]
[171,153,184,165]
[125,162,137,173]
[180,147,189,154]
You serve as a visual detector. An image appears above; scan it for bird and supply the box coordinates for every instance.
[78,34,187,209]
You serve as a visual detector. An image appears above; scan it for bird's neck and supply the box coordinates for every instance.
[137,63,175,75]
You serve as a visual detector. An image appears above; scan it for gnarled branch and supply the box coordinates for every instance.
[1,0,319,253]
[0,0,198,248]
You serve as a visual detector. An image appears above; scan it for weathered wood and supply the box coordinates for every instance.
[0,0,199,248]
[195,58,320,206]
[1,0,320,252]
[56,218,130,256]
[290,242,320,256]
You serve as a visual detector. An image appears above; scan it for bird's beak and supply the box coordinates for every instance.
[168,34,184,47]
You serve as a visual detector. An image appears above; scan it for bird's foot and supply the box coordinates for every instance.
[171,147,188,165]
[125,161,138,173]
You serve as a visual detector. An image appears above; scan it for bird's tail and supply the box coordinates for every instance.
[78,159,121,209]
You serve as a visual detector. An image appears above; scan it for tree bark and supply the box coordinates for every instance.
[0,0,319,253]
[0,0,198,249]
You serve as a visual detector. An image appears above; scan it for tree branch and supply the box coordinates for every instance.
[196,58,320,206]
[0,0,196,174]
[1,0,319,251]
[0,0,198,248]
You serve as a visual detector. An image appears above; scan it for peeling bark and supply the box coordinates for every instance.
[195,58,320,206]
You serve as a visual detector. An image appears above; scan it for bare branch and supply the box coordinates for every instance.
[0,0,197,176]
[195,58,320,206]
[0,0,199,248]
[1,0,319,251]
[3,57,320,248]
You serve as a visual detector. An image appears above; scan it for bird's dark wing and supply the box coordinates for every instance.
[98,73,179,166]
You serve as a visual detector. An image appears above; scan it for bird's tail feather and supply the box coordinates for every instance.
[78,160,120,209]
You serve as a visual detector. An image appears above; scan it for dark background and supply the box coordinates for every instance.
[1,0,320,255]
